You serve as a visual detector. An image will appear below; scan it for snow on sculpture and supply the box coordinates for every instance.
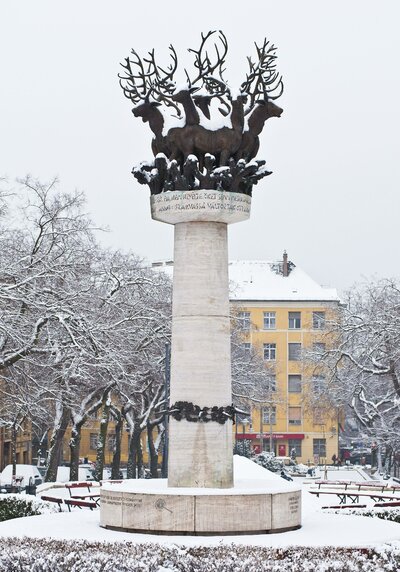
[119,31,283,195]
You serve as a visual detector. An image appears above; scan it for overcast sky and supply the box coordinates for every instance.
[1,1,399,292]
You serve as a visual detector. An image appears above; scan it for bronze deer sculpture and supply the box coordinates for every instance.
[235,100,283,161]
[167,92,246,167]
[120,32,284,194]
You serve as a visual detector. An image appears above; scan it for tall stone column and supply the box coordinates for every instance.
[151,190,251,488]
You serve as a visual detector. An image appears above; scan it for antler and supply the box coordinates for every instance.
[241,39,284,112]
[187,30,228,86]
[145,45,178,94]
[118,49,156,104]
[119,45,181,115]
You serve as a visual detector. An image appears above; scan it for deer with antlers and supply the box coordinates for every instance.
[119,32,284,191]
[119,46,181,157]
[235,100,283,161]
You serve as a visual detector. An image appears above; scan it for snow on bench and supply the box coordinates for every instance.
[40,495,64,512]
[65,482,97,497]
[314,480,400,493]
[64,498,97,511]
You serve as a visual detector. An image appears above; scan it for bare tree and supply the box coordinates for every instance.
[305,279,400,471]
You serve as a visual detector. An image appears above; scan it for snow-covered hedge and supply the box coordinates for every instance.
[0,539,399,571]
[327,506,400,523]
[0,494,58,522]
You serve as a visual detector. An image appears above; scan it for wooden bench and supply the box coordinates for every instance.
[309,490,400,505]
[322,504,367,510]
[65,482,95,497]
[314,480,400,494]
[354,482,400,493]
[70,492,100,506]
[64,498,97,512]
[373,501,400,508]
[315,480,352,490]
[41,495,64,512]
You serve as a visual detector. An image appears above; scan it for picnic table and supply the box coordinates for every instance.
[314,479,400,493]
[309,489,400,506]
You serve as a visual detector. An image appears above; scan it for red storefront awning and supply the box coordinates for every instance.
[236,433,305,440]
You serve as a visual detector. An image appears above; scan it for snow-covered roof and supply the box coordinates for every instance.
[151,258,339,303]
[229,260,339,302]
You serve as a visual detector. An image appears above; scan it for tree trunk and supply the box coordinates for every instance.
[69,424,82,482]
[147,423,158,478]
[127,429,141,479]
[377,443,383,474]
[111,415,123,480]
[127,431,136,479]
[45,405,70,482]
[93,396,111,482]
[11,422,17,492]
[137,432,144,478]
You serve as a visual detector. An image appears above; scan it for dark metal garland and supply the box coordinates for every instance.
[168,401,236,425]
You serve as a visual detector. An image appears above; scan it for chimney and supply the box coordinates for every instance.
[283,250,289,277]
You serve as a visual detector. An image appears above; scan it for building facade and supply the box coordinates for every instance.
[230,254,341,465]
[0,422,32,471]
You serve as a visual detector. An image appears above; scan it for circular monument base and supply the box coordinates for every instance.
[100,477,301,535]
[150,189,251,225]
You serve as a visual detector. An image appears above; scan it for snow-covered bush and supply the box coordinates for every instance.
[327,506,400,523]
[253,451,283,472]
[233,439,252,458]
[0,494,57,522]
[290,463,310,476]
[0,539,399,571]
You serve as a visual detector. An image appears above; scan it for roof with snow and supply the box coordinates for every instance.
[229,260,339,302]
[151,258,339,303]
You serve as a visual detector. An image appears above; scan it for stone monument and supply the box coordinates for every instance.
[100,31,301,534]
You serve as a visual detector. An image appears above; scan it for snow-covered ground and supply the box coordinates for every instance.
[0,458,399,549]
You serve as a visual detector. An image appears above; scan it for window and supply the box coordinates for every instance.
[313,342,326,354]
[288,374,302,393]
[264,343,276,361]
[312,375,326,393]
[242,342,251,354]
[90,433,98,450]
[313,438,326,457]
[313,311,326,330]
[108,434,116,452]
[262,406,276,425]
[288,342,301,361]
[238,311,251,330]
[313,409,325,425]
[288,439,302,457]
[288,407,302,425]
[288,312,301,329]
[263,311,276,329]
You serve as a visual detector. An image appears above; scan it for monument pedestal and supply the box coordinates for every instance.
[100,468,301,535]
[151,190,252,488]
[100,190,302,534]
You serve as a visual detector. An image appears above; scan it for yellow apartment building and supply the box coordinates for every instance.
[229,254,341,465]
[0,421,32,470]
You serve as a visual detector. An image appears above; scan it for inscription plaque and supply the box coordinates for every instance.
[151,190,251,225]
